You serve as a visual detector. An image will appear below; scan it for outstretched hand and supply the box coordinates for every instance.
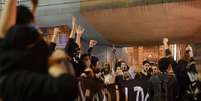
[72,16,76,28]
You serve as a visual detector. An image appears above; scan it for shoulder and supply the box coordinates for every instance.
[6,70,77,87]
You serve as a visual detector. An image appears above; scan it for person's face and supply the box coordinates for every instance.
[74,49,81,59]
[83,56,91,68]
[104,64,109,68]
[121,63,127,70]
[116,67,123,75]
[143,63,150,72]
[96,61,101,69]
[152,66,158,75]
[105,68,109,72]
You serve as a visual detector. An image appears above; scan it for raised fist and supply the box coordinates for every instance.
[112,45,116,54]
[163,38,168,45]
[112,48,116,54]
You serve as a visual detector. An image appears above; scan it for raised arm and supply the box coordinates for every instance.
[163,38,172,57]
[0,0,16,38]
[48,27,60,55]
[163,38,169,50]
[111,45,118,74]
[31,0,38,23]
[75,25,85,49]
[69,16,77,39]
[51,27,60,43]
[65,16,78,55]
[163,38,177,73]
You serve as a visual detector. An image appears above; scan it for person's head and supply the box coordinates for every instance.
[115,61,122,68]
[104,63,110,69]
[121,61,129,71]
[183,50,190,60]
[80,54,91,68]
[165,49,172,57]
[124,72,130,80]
[48,50,75,76]
[121,62,127,69]
[152,65,159,75]
[91,56,100,69]
[17,5,34,25]
[115,60,129,71]
[48,50,75,75]
[158,57,171,73]
[81,68,94,78]
[103,63,111,74]
[2,25,49,73]
[115,67,123,75]
[142,60,150,72]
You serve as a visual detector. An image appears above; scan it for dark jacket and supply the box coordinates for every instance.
[134,72,151,80]
[150,73,178,101]
[0,70,78,101]
[65,38,84,77]
[65,38,94,77]
[0,25,78,101]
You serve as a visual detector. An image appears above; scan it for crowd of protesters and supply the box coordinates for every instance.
[0,0,200,101]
